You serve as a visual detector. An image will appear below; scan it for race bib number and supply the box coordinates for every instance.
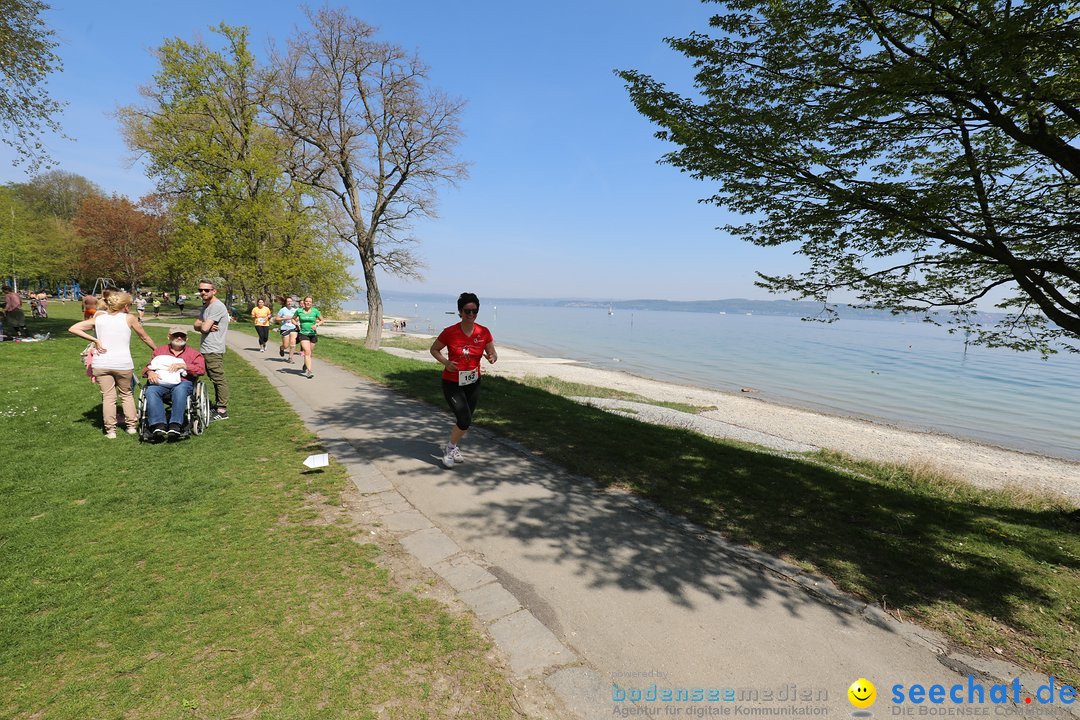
[458,369,478,386]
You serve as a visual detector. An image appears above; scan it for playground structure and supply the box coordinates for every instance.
[89,277,119,297]
[50,277,119,300]
[54,280,83,300]
[4,277,124,301]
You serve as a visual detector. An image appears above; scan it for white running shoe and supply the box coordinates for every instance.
[441,444,455,469]
[450,445,465,464]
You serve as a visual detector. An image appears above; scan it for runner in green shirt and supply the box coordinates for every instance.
[294,296,324,379]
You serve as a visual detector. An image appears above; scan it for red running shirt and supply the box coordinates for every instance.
[437,322,493,382]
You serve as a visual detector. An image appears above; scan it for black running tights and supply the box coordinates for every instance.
[442,378,481,431]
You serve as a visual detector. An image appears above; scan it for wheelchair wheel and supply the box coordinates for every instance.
[190,382,211,436]
[135,384,153,442]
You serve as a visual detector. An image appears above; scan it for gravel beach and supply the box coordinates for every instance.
[322,321,1080,503]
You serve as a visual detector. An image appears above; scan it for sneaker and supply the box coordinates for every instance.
[279,346,285,357]
[450,445,465,464]
[167,423,183,436]
[105,429,117,439]
[441,445,455,469]
[260,346,266,352]
[210,410,229,422]
[151,423,167,437]
[305,370,314,379]
[125,427,138,435]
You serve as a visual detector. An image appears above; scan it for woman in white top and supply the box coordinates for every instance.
[69,291,156,438]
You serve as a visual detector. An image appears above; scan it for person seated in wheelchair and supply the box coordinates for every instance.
[141,326,206,439]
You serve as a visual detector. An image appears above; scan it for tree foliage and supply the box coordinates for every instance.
[119,24,354,308]
[265,7,467,348]
[33,213,84,283]
[619,0,1080,352]
[0,185,41,282]
[0,0,64,172]
[17,169,103,219]
[2,173,99,287]
[71,194,163,291]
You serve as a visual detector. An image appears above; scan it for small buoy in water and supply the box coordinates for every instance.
[612,358,620,362]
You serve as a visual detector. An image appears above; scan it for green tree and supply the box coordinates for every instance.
[17,169,103,220]
[0,185,40,286]
[0,0,64,171]
[33,213,85,284]
[620,0,1080,352]
[119,24,354,308]
[3,176,94,288]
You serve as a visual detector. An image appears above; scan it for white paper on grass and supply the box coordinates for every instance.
[303,453,329,469]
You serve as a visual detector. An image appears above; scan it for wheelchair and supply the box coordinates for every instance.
[135,378,211,442]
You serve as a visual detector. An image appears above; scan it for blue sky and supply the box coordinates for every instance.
[1,0,812,301]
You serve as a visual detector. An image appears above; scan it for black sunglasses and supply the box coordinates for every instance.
[197,288,214,293]
[461,308,478,315]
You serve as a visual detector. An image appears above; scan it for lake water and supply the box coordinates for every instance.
[353,293,1080,461]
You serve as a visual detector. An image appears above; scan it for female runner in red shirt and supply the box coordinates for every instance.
[429,292,498,468]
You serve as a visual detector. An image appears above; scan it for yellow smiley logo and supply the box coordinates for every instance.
[848,678,876,709]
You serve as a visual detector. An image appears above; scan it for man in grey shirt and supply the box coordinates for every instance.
[193,279,230,421]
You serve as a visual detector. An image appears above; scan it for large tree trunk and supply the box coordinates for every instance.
[359,241,382,349]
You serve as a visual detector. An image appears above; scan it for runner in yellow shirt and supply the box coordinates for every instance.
[251,298,273,352]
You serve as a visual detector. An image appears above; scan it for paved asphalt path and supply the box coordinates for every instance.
[226,333,1070,719]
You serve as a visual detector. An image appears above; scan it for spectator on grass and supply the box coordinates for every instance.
[193,279,230,422]
[69,291,156,438]
[3,286,26,338]
[82,294,98,320]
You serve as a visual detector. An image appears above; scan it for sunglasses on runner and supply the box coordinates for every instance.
[461,308,478,315]
[198,288,214,293]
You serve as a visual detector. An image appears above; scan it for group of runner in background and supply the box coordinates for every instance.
[252,295,323,379]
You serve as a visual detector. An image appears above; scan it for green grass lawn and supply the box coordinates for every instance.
[0,304,520,720]
[304,335,1080,688]
[380,335,435,352]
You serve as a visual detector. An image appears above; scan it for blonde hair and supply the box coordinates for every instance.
[105,291,132,313]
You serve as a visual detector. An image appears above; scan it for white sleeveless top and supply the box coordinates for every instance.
[91,312,134,371]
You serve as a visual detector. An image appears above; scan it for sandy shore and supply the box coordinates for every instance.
[320,321,1080,503]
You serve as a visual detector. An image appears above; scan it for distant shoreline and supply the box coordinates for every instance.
[356,291,1014,324]
[319,320,1080,503]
